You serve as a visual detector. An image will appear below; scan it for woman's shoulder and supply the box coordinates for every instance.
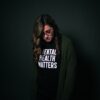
[61,34,72,46]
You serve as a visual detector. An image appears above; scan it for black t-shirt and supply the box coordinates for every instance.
[37,39,60,100]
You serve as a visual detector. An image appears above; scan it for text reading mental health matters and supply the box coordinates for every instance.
[38,49,57,69]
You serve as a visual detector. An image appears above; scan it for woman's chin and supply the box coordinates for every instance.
[45,39,52,43]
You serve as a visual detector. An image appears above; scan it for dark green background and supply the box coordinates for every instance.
[1,0,100,100]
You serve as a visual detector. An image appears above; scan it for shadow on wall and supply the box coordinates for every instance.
[63,33,96,100]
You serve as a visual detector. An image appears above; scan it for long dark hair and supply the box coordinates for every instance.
[32,14,61,63]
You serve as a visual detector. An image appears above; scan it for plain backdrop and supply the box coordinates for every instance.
[1,0,100,100]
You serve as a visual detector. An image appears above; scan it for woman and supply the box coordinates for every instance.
[32,14,77,100]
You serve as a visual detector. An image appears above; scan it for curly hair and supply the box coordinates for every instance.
[32,14,62,63]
